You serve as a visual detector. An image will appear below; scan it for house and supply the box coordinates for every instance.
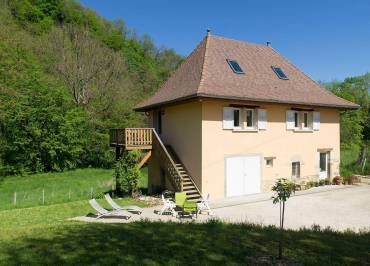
[110,31,358,200]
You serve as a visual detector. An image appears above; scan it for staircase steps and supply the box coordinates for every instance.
[165,145,202,201]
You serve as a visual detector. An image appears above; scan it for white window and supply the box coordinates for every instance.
[223,107,266,131]
[233,109,241,128]
[246,109,253,128]
[292,162,300,178]
[303,112,308,128]
[287,110,320,131]
[294,111,299,128]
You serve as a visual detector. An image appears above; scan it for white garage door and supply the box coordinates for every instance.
[226,155,261,197]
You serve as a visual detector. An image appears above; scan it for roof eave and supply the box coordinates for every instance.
[134,93,359,112]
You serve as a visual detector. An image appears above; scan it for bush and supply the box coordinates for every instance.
[115,150,141,196]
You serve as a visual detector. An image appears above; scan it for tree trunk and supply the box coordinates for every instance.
[279,201,285,259]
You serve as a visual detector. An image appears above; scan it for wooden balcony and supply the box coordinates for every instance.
[109,128,153,150]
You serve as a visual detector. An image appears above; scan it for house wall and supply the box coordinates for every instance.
[201,99,340,199]
[148,101,203,190]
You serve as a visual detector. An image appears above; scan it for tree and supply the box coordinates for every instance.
[46,25,130,107]
[271,178,295,259]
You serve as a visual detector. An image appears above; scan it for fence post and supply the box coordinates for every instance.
[42,189,45,205]
[13,192,17,207]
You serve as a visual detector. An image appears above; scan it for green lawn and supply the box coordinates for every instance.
[0,167,148,210]
[0,199,368,265]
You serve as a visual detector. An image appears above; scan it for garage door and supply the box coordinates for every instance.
[226,155,261,197]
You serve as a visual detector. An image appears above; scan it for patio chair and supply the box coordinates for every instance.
[104,194,143,214]
[159,194,176,216]
[197,194,214,215]
[89,199,131,220]
[175,192,197,218]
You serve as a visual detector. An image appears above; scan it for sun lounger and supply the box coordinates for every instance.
[89,199,131,219]
[104,194,143,214]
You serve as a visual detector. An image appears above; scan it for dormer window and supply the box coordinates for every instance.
[272,66,288,80]
[227,59,244,74]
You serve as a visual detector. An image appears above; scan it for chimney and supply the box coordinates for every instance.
[207,28,211,36]
[266,41,271,47]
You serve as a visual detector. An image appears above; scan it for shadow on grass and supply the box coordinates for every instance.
[1,221,369,265]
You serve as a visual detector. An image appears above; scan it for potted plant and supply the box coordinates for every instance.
[332,176,342,185]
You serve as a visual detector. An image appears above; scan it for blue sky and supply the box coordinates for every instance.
[79,0,370,81]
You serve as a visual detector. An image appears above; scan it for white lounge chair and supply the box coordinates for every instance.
[197,194,213,215]
[104,194,143,214]
[89,199,131,219]
[159,194,176,216]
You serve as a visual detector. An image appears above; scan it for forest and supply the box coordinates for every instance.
[0,0,368,176]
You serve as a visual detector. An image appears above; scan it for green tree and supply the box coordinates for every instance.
[271,178,295,259]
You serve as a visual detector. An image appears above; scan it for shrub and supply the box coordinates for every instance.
[319,179,325,186]
[115,150,141,197]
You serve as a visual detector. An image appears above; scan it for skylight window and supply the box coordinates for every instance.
[227,59,244,74]
[272,66,288,80]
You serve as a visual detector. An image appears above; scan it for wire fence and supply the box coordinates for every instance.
[0,184,115,210]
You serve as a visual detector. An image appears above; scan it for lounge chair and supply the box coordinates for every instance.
[159,194,176,216]
[104,194,143,214]
[175,192,197,218]
[89,199,131,219]
[197,194,213,215]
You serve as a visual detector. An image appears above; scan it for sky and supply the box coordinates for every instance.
[79,0,370,82]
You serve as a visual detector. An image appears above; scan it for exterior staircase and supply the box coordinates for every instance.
[167,146,202,201]
[110,128,202,201]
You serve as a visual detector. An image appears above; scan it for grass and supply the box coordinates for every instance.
[0,167,148,210]
[341,148,370,176]
[0,199,369,265]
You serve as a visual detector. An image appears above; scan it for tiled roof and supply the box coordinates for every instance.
[135,33,358,111]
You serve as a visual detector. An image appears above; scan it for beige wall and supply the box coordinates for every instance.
[201,100,340,199]
[149,101,203,190]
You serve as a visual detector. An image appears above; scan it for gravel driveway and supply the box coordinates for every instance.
[210,184,370,232]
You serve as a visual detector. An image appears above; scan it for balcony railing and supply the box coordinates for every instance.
[109,128,153,149]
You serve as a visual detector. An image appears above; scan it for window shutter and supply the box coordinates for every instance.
[286,111,295,130]
[257,109,267,130]
[223,107,234,129]
[313,112,320,130]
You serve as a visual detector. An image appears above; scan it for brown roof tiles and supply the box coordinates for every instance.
[135,33,358,111]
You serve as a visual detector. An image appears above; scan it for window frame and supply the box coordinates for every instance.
[233,108,241,128]
[292,161,301,178]
[245,109,254,129]
[227,59,245,74]
[271,66,288,80]
[293,111,300,129]
[266,159,273,168]
[303,112,309,129]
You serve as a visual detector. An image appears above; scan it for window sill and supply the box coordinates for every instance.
[293,128,314,133]
[233,128,258,132]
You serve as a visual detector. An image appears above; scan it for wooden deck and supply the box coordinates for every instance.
[109,128,153,150]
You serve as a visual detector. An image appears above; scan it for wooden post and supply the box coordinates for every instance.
[115,145,121,161]
[69,189,71,201]
[13,192,16,207]
[42,189,45,205]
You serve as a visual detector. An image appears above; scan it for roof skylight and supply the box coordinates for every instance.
[227,59,244,74]
[272,66,288,80]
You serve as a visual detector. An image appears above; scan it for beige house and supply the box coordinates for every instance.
[111,31,358,200]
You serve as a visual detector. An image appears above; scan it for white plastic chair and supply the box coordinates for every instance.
[159,194,176,216]
[197,194,213,215]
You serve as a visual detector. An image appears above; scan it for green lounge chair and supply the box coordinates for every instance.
[175,192,197,218]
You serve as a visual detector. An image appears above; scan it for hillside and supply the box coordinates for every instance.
[0,0,183,175]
